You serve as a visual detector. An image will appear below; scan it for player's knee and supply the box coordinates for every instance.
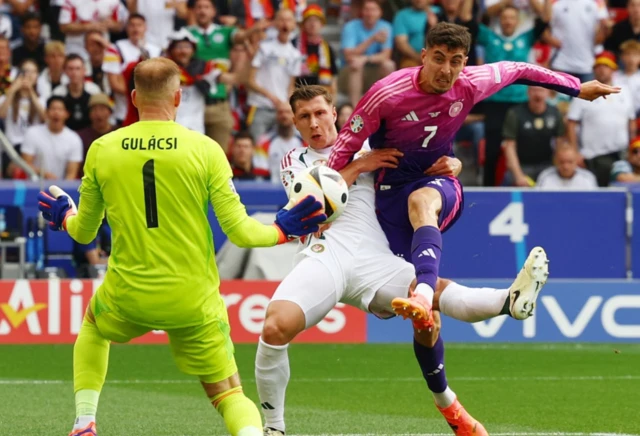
[261,313,304,346]
[408,189,441,217]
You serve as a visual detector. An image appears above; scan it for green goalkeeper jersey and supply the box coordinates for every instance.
[66,120,280,329]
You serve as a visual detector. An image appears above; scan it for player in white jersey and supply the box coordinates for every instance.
[255,86,549,436]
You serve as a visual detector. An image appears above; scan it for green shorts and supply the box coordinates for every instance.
[87,291,237,383]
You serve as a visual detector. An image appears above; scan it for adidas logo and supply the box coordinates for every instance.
[261,402,275,410]
[429,111,440,118]
[401,111,419,121]
[418,248,437,259]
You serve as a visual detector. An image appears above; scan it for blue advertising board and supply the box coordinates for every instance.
[367,280,640,343]
[0,182,634,279]
[634,192,640,279]
[439,189,629,279]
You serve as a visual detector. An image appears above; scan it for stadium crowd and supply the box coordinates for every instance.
[0,0,638,191]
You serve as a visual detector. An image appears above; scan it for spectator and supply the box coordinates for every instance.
[567,51,636,186]
[230,131,270,181]
[613,39,640,115]
[36,40,67,102]
[77,93,115,165]
[461,0,551,186]
[11,13,45,71]
[229,0,277,28]
[548,0,609,82]
[0,59,44,177]
[294,5,339,98]
[21,96,83,180]
[126,0,188,49]
[84,31,111,94]
[484,0,544,35]
[254,103,304,184]
[120,52,150,127]
[340,0,395,106]
[336,103,353,131]
[611,136,640,183]
[53,54,101,131]
[187,0,237,26]
[0,37,17,98]
[537,142,598,189]
[247,8,301,142]
[58,0,128,57]
[188,0,258,152]
[605,0,640,57]
[103,14,161,125]
[167,29,235,134]
[73,219,111,278]
[502,86,565,186]
[229,41,251,134]
[393,0,437,68]
[436,0,479,66]
[0,12,12,40]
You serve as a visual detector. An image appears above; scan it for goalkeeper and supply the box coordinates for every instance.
[36,58,325,436]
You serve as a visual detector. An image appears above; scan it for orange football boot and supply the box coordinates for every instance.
[437,399,488,436]
[391,290,435,330]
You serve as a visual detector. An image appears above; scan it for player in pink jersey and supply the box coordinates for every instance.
[327,22,619,436]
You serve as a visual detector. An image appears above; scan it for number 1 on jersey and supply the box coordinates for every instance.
[422,126,437,148]
[143,159,159,228]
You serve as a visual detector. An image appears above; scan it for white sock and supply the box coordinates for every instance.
[414,283,435,303]
[73,415,95,430]
[237,428,263,436]
[255,338,290,432]
[439,282,509,323]
[433,386,457,408]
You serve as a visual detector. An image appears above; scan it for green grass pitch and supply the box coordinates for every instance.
[1,343,639,435]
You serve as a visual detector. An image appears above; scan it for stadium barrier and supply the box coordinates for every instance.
[1,279,638,344]
[0,181,638,278]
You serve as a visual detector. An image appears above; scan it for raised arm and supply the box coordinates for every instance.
[470,62,619,104]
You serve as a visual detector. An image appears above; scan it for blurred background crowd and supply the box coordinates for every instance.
[0,0,638,193]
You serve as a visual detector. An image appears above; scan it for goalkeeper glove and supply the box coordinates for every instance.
[273,196,326,244]
[37,185,78,231]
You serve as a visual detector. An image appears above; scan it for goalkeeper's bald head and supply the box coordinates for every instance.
[132,57,182,119]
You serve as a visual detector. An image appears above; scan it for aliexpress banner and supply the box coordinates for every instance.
[0,280,366,344]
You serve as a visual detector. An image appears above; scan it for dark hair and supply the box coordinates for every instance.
[289,85,333,114]
[501,5,519,15]
[425,22,472,55]
[21,12,41,26]
[128,13,146,22]
[64,53,84,67]
[46,95,67,110]
[234,130,254,145]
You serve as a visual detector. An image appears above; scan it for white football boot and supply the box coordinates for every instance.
[509,246,549,320]
[264,427,285,436]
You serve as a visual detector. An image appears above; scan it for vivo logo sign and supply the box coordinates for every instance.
[472,295,640,339]
[367,282,640,343]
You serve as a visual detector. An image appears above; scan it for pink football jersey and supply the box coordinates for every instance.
[328,62,580,185]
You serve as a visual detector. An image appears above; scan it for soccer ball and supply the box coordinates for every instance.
[288,165,349,224]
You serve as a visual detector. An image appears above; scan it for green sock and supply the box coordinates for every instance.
[73,318,110,420]
[75,389,100,417]
[211,387,263,436]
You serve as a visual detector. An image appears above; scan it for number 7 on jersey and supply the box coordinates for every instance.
[422,126,437,148]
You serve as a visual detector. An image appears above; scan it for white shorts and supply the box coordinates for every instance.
[271,239,415,328]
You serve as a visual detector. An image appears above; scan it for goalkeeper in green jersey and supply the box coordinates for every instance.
[37,57,326,436]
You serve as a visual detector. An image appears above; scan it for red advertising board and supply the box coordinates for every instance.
[0,280,366,344]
